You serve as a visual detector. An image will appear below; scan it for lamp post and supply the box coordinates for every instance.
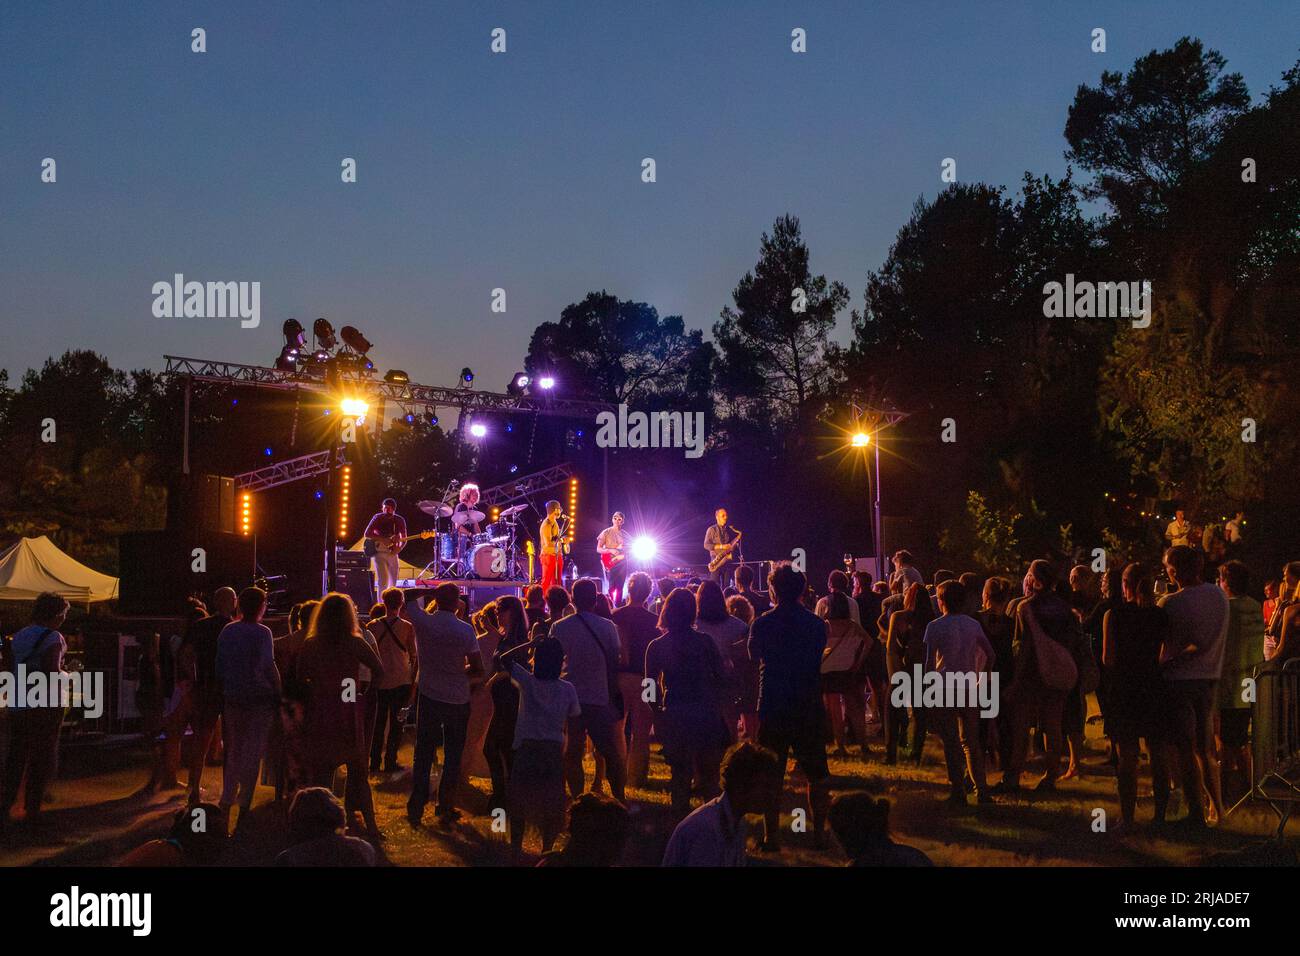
[849,400,905,584]
[850,430,884,581]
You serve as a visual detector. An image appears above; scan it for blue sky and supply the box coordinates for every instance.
[2,0,1296,395]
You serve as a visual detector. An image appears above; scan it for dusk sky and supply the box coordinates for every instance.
[2,1,1296,397]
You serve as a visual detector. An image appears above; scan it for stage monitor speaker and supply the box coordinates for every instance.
[119,530,257,615]
[335,562,375,615]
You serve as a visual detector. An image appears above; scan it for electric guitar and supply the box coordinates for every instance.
[601,548,626,572]
[708,530,742,573]
[363,529,436,558]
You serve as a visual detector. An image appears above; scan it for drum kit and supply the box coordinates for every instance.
[414,498,528,580]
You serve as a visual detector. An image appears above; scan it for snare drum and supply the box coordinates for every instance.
[471,543,505,579]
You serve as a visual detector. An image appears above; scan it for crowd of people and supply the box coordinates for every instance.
[1,530,1291,864]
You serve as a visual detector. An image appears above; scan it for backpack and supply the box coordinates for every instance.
[1023,605,1078,692]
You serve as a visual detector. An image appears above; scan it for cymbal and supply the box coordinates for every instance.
[417,500,454,518]
[452,509,486,526]
[498,504,527,517]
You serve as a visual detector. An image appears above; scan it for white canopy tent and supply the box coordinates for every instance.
[0,535,120,605]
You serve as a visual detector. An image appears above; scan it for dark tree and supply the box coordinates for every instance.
[524,291,713,410]
[1065,36,1250,264]
[712,215,849,445]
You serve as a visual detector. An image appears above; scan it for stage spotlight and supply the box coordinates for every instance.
[851,432,870,448]
[460,367,475,388]
[340,397,369,418]
[384,369,410,385]
[282,318,306,348]
[507,372,530,396]
[631,536,657,562]
[264,447,273,457]
[469,422,487,439]
[275,344,301,371]
[538,375,556,390]
[424,411,439,427]
[509,464,518,474]
[313,318,337,350]
[403,412,416,425]
[340,326,372,354]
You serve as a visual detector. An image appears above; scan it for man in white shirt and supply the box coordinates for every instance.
[1158,546,1229,829]
[923,580,995,807]
[1165,509,1192,547]
[405,583,483,825]
[663,741,778,866]
[1225,511,1245,547]
[596,511,629,605]
[889,550,924,592]
[550,578,626,802]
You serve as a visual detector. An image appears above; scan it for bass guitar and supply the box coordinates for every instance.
[363,529,436,558]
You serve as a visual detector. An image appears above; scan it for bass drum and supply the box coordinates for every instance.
[471,543,505,579]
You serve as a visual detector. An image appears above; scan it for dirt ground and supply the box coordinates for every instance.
[1,715,1293,867]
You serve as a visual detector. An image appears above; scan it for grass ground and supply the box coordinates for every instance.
[0,713,1292,866]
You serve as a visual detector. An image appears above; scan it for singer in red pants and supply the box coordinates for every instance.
[540,553,564,592]
[538,499,566,593]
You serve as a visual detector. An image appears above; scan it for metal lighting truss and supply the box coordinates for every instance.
[233,447,350,492]
[163,355,614,418]
[478,463,577,508]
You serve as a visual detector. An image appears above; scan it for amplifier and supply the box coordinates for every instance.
[335,564,377,608]
[335,548,371,571]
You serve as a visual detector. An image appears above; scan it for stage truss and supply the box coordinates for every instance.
[163,355,615,419]
[234,447,350,492]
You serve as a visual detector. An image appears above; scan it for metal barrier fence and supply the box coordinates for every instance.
[1234,658,1300,838]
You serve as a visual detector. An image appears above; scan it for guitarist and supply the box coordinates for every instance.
[364,497,407,592]
[703,507,741,588]
[597,511,629,606]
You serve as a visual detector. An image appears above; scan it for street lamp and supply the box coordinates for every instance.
[849,428,883,580]
[847,401,906,582]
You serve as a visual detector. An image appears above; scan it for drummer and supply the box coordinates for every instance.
[453,482,485,537]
